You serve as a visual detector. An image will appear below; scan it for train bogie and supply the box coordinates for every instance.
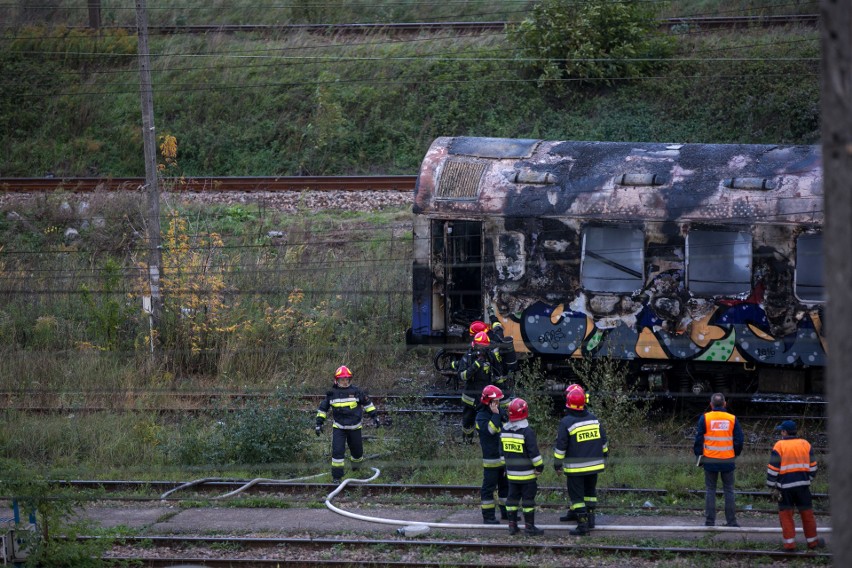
[408,137,824,397]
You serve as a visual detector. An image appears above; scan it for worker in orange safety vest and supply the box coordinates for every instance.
[766,420,824,552]
[693,392,744,527]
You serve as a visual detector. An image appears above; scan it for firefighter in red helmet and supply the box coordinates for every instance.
[469,320,490,336]
[475,385,509,524]
[453,331,505,440]
[501,398,545,536]
[315,365,379,484]
[553,384,608,536]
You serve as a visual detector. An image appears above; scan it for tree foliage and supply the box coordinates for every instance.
[509,0,674,94]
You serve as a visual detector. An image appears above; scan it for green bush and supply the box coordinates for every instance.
[159,393,311,468]
[0,458,111,567]
[567,355,652,446]
[509,0,675,94]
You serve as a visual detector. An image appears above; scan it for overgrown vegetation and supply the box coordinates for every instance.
[0,1,819,177]
[0,458,112,567]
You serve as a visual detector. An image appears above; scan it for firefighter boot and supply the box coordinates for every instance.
[499,505,509,520]
[482,508,500,525]
[523,511,544,536]
[569,512,590,536]
[588,509,596,529]
[507,510,520,535]
[559,509,578,522]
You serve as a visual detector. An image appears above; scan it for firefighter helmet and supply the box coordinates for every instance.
[472,331,490,349]
[469,320,490,336]
[566,385,586,410]
[507,398,529,421]
[334,365,352,385]
[480,384,504,405]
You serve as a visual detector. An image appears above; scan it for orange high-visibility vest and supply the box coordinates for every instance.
[768,438,816,488]
[703,411,736,462]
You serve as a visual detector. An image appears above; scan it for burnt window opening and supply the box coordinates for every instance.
[581,227,644,293]
[795,234,824,302]
[687,229,752,296]
[431,219,483,333]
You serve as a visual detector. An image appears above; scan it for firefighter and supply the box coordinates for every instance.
[475,384,509,524]
[485,315,518,401]
[553,384,608,536]
[556,383,591,523]
[501,398,544,536]
[693,392,743,527]
[315,365,379,484]
[453,331,504,440]
[767,420,824,552]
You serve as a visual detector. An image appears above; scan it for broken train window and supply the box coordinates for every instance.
[795,233,824,302]
[581,227,644,293]
[687,229,752,297]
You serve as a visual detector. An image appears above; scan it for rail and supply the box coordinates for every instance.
[0,176,417,193]
[42,15,821,36]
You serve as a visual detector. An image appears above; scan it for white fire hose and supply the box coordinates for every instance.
[325,468,832,537]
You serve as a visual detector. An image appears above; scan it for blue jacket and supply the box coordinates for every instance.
[693,406,744,472]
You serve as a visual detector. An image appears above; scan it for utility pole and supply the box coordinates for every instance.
[821,0,851,562]
[87,0,101,30]
[135,0,163,356]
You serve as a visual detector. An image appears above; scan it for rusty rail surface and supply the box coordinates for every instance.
[0,176,417,193]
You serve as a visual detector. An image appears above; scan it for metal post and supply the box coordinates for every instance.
[135,0,163,355]
[87,0,101,30]
[821,0,852,562]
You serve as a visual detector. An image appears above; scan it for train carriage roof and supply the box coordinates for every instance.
[413,137,823,225]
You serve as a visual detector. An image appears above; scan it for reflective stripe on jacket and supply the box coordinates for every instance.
[500,421,543,482]
[476,404,506,468]
[767,437,817,490]
[315,385,376,428]
[553,409,608,476]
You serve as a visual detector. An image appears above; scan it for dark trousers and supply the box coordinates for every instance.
[779,485,813,511]
[506,480,538,515]
[704,468,736,525]
[566,473,598,512]
[461,403,476,434]
[481,466,508,509]
[331,427,364,480]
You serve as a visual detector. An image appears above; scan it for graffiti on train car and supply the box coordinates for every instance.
[505,299,824,367]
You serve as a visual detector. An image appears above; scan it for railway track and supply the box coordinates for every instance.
[50,15,821,36]
[30,477,829,565]
[55,479,829,503]
[93,535,830,566]
[0,176,417,193]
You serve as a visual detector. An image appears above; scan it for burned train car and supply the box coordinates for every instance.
[407,137,824,396]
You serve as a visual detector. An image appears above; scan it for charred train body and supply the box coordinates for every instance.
[407,137,824,397]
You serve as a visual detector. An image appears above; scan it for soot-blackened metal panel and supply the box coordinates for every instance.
[448,137,541,159]
[414,137,822,225]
